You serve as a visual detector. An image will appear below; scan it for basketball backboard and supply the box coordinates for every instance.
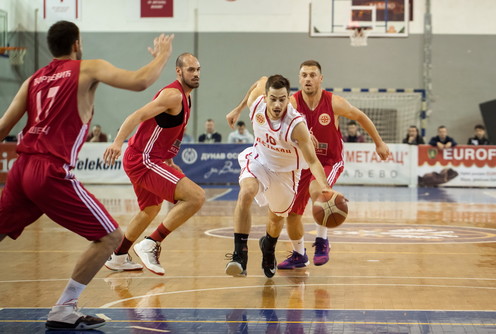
[310,0,410,37]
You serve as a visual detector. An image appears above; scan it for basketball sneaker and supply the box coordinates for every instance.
[45,304,105,330]
[277,250,309,270]
[133,238,165,275]
[225,251,247,277]
[105,253,143,271]
[259,236,277,278]
[313,237,330,266]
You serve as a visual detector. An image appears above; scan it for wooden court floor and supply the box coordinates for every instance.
[0,184,495,333]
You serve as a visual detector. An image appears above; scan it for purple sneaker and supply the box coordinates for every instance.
[277,250,309,269]
[313,237,330,266]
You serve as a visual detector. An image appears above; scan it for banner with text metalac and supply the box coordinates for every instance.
[175,144,250,185]
[336,143,418,186]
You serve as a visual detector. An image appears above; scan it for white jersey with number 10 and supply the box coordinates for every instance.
[248,95,308,173]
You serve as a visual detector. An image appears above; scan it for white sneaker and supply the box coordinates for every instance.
[105,253,143,271]
[133,238,165,275]
[46,304,105,330]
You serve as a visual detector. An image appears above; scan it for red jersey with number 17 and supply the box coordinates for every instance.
[17,59,88,168]
[293,90,344,166]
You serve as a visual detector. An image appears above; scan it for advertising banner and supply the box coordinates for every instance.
[73,143,129,184]
[417,145,496,187]
[140,0,173,17]
[337,143,417,186]
[174,144,250,185]
[0,143,17,184]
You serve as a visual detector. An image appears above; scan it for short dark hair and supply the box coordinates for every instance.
[236,121,245,127]
[438,125,447,130]
[265,74,290,94]
[347,120,358,126]
[475,124,485,130]
[300,60,322,73]
[47,21,80,57]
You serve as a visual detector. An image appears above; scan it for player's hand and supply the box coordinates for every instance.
[375,141,390,160]
[321,186,332,194]
[166,160,183,173]
[103,143,122,166]
[226,109,240,129]
[148,33,174,58]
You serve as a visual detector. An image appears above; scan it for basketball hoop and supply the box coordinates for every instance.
[347,26,372,47]
[0,47,27,66]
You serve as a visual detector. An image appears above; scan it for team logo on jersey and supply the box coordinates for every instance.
[255,114,265,125]
[319,113,331,126]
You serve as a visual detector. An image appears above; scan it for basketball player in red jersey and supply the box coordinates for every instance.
[0,21,174,330]
[280,60,389,269]
[103,53,205,276]
[229,60,389,269]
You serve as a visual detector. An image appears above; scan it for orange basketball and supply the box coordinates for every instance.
[312,191,348,228]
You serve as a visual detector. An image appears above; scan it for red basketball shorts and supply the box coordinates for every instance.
[290,160,344,215]
[0,154,119,240]
[123,147,185,210]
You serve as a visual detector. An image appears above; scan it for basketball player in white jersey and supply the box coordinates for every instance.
[225,74,331,278]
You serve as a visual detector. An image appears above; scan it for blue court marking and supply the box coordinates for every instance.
[1,308,496,333]
[204,185,496,204]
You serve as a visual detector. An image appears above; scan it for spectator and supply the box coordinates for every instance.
[86,124,108,142]
[429,125,457,149]
[182,125,194,143]
[402,125,425,145]
[467,124,490,145]
[342,120,365,142]
[198,119,222,143]
[227,120,254,143]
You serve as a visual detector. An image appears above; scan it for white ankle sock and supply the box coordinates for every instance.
[55,279,86,305]
[315,223,328,239]
[291,237,305,255]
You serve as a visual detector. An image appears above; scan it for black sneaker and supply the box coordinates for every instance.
[46,304,105,330]
[225,251,247,277]
[259,236,277,278]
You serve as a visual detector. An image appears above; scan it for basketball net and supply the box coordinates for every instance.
[7,48,27,66]
[349,27,370,47]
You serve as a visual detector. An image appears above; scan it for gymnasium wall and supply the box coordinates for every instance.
[1,0,495,143]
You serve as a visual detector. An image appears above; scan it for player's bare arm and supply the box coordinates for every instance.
[226,76,267,129]
[226,81,259,128]
[0,78,30,140]
[292,123,331,193]
[103,88,182,165]
[332,94,390,160]
[83,34,174,92]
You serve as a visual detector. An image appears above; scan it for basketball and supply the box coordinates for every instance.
[312,191,348,228]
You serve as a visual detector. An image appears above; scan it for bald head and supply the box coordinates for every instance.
[176,53,196,68]
[175,53,200,90]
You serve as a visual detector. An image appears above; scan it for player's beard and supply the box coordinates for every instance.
[182,74,200,89]
[303,85,318,96]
